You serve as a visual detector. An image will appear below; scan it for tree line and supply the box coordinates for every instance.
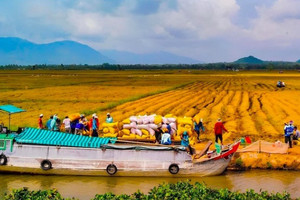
[1,62,300,70]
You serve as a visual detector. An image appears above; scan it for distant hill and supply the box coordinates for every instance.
[0,37,113,65]
[100,50,202,65]
[0,37,202,65]
[297,59,300,63]
[234,56,264,64]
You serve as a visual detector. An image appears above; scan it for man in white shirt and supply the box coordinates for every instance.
[63,116,71,133]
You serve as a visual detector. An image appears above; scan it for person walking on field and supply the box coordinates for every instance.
[214,118,228,145]
[106,113,113,123]
[38,114,44,129]
[194,118,205,141]
[284,121,294,148]
[293,126,300,140]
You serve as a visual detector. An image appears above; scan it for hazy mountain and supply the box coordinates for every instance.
[297,59,300,63]
[234,55,264,64]
[100,50,202,64]
[0,37,113,65]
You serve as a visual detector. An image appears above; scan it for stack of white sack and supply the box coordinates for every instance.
[120,115,158,139]
[120,114,179,140]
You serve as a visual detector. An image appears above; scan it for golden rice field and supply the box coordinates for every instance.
[1,70,300,144]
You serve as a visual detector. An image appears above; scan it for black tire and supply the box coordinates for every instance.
[41,160,52,170]
[169,164,179,174]
[0,154,7,165]
[106,164,117,175]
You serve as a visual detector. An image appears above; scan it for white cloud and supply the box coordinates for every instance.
[247,0,300,42]
[1,0,300,62]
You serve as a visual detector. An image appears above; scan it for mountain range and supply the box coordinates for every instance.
[0,37,201,65]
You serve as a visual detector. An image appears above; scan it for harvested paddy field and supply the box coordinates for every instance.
[1,70,300,144]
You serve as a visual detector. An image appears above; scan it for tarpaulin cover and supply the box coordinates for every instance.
[237,140,288,154]
[15,128,116,148]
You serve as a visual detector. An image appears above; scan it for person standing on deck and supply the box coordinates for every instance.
[284,121,294,148]
[161,131,171,145]
[181,131,189,147]
[63,116,71,133]
[46,116,53,130]
[50,114,59,131]
[90,113,99,137]
[106,113,113,123]
[38,114,44,129]
[214,118,228,145]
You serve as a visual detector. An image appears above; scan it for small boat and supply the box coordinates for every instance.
[0,128,240,177]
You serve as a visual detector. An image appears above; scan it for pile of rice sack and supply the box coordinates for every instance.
[119,114,178,140]
[102,122,120,138]
[100,114,198,144]
[177,116,198,145]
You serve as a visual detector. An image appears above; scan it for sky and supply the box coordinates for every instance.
[0,0,300,62]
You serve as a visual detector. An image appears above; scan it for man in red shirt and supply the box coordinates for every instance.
[214,118,228,145]
[38,114,44,129]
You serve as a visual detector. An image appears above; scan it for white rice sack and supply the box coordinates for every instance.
[137,124,149,129]
[162,117,168,124]
[130,122,137,128]
[130,128,136,134]
[142,117,150,124]
[148,124,158,130]
[123,124,132,129]
[129,116,138,122]
[147,128,155,136]
[161,124,167,129]
[135,129,142,136]
[169,122,177,130]
[167,118,176,123]
[137,118,143,124]
[149,115,155,123]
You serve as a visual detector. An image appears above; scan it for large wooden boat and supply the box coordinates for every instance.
[0,128,240,177]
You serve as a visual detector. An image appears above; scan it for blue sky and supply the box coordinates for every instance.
[0,0,300,62]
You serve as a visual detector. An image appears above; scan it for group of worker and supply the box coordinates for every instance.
[157,118,227,147]
[284,120,300,148]
[39,113,300,149]
[38,113,114,137]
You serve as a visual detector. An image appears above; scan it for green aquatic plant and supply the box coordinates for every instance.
[5,181,297,200]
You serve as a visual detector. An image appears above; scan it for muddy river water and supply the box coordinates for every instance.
[0,170,299,199]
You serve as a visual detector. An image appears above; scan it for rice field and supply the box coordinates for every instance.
[1,70,300,143]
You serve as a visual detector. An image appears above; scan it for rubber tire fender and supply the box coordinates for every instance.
[106,164,117,175]
[41,159,52,170]
[0,154,7,165]
[169,163,179,174]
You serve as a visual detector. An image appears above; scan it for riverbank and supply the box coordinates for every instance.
[230,145,300,170]
[194,142,300,170]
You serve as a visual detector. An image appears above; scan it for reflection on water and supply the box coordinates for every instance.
[0,170,299,200]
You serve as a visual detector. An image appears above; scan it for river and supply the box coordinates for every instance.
[0,170,299,199]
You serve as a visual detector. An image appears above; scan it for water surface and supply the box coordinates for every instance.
[0,170,299,199]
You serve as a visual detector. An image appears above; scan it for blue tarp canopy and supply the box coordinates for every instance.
[0,105,25,131]
[15,128,117,148]
[0,105,25,114]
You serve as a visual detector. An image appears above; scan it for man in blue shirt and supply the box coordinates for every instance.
[284,121,294,148]
[181,131,189,147]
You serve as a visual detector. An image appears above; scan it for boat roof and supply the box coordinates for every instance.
[15,128,116,148]
[0,104,25,114]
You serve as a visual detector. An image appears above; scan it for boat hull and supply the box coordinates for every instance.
[0,141,238,177]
